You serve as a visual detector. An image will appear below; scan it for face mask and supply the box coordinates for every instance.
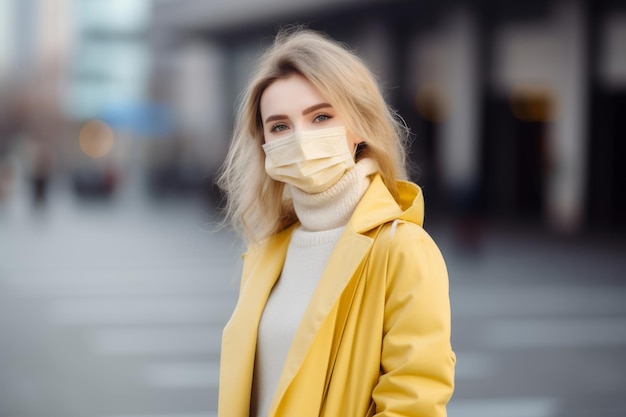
[262,126,355,194]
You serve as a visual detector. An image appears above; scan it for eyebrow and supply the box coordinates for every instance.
[302,102,332,115]
[263,102,332,125]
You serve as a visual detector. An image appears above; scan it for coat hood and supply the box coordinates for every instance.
[349,174,425,234]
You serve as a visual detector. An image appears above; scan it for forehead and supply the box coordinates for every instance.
[260,73,327,116]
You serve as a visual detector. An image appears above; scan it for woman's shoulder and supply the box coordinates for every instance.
[372,219,447,273]
[376,218,437,247]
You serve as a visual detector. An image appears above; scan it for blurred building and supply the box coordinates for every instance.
[151,0,626,235]
[1,0,624,233]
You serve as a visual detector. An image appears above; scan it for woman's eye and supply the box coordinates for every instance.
[313,114,331,123]
[270,123,288,132]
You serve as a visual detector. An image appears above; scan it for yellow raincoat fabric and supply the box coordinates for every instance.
[219,174,455,417]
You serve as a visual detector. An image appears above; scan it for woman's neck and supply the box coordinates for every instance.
[288,158,378,231]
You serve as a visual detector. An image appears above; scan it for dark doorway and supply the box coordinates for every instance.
[587,90,626,232]
[481,94,550,222]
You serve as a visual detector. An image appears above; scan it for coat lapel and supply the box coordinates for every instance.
[269,226,375,415]
[219,226,295,417]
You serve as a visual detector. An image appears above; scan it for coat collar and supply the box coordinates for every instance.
[219,174,424,417]
[350,174,424,233]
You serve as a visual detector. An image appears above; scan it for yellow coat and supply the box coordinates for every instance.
[219,174,455,417]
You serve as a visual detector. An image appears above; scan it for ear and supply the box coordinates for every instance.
[352,131,361,146]
[347,130,360,148]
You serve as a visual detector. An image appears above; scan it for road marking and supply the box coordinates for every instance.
[106,414,217,417]
[91,326,222,355]
[143,361,219,388]
[453,351,495,379]
[448,397,559,417]
[5,268,241,297]
[485,317,626,348]
[48,296,236,325]
[452,285,626,316]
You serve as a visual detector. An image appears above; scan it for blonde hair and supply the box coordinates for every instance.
[217,28,410,244]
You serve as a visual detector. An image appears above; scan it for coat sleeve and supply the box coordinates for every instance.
[371,221,456,417]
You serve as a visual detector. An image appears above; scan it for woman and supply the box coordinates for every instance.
[217,28,455,417]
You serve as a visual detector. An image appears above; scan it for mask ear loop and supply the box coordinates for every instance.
[354,141,367,160]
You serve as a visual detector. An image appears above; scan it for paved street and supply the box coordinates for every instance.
[1,177,625,417]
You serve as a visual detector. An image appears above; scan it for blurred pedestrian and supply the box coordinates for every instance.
[217,28,455,417]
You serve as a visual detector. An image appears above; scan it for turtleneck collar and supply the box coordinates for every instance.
[288,158,378,232]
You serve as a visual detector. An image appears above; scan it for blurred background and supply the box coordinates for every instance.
[0,0,625,416]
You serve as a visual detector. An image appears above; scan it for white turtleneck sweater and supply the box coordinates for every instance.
[250,159,378,417]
